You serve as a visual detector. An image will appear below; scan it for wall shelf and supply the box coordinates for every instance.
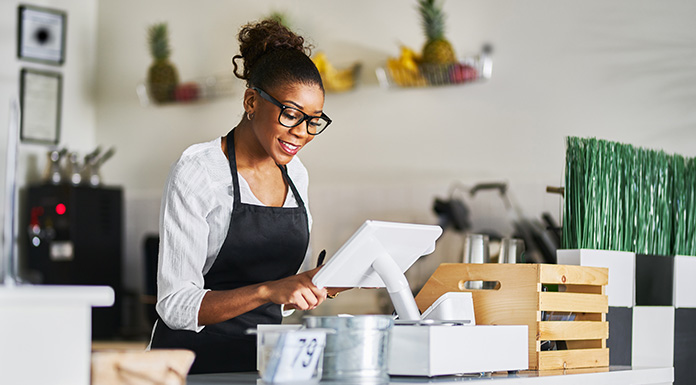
[376,45,492,89]
[136,74,236,106]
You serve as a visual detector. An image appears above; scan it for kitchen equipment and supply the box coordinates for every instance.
[433,182,559,264]
[26,183,124,338]
[499,237,525,263]
[83,146,115,187]
[463,233,490,263]
[304,315,393,383]
[44,148,67,184]
[462,234,490,289]
[66,151,83,185]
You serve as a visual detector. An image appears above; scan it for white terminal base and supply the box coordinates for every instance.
[389,324,528,376]
[421,292,475,324]
[0,285,114,385]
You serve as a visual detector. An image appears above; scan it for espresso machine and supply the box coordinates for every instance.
[26,182,123,339]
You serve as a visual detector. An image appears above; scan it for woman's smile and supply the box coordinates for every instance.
[279,139,300,155]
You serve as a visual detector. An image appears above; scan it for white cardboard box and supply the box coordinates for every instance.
[674,255,696,308]
[557,249,635,307]
[389,324,528,376]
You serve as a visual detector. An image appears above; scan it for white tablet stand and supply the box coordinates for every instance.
[312,220,443,321]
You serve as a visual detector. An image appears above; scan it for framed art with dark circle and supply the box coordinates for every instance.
[17,5,67,65]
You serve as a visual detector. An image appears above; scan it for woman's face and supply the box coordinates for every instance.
[250,83,325,165]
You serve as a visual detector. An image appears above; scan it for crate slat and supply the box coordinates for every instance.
[562,284,604,294]
[565,340,606,349]
[539,264,608,286]
[537,348,609,371]
[538,321,608,341]
[539,292,608,313]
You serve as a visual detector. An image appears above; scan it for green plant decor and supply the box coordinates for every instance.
[675,156,696,256]
[562,136,695,256]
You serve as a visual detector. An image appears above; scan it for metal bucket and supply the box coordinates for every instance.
[303,315,393,383]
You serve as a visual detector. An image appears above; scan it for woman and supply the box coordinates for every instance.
[150,19,335,374]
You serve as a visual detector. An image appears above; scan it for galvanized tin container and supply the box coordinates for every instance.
[303,315,394,383]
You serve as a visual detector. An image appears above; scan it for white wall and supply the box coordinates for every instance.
[90,0,695,318]
[0,0,98,281]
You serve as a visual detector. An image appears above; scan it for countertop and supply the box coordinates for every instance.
[187,366,673,385]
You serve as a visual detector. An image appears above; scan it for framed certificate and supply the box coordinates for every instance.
[20,69,62,144]
[17,5,67,65]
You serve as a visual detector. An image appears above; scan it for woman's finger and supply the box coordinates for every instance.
[309,284,327,300]
[301,288,320,308]
[291,293,310,310]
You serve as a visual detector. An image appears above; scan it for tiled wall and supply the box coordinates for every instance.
[559,249,695,383]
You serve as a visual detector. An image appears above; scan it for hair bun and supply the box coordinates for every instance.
[233,19,311,82]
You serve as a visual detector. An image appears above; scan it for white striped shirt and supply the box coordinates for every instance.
[155,136,313,332]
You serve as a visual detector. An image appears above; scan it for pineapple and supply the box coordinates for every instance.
[267,11,291,29]
[147,23,179,103]
[418,0,456,84]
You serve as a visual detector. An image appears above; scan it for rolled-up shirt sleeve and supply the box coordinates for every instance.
[154,142,313,330]
[156,159,211,332]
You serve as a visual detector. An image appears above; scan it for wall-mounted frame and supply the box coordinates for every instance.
[20,68,62,145]
[17,5,67,65]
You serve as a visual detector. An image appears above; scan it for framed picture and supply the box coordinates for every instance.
[17,5,67,65]
[20,68,62,145]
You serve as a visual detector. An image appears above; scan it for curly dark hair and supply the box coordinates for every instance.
[232,19,323,93]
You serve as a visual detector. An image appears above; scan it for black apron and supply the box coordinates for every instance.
[151,129,310,374]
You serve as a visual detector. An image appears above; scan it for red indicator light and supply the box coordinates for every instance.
[56,203,66,215]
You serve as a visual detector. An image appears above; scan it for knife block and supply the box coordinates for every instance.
[415,263,609,370]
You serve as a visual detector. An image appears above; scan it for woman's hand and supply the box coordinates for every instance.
[198,267,327,326]
[261,266,327,310]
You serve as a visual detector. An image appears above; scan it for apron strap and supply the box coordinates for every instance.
[225,130,242,204]
[278,164,305,208]
[226,129,305,208]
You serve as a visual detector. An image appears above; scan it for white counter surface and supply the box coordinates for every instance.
[188,366,673,385]
[0,285,114,385]
[0,284,114,305]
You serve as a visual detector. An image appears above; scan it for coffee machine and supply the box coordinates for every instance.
[26,184,123,339]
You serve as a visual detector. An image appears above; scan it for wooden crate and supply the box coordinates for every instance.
[415,263,609,370]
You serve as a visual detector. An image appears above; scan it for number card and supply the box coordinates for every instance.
[262,330,326,383]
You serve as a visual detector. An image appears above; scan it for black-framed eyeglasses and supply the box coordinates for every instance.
[252,87,332,135]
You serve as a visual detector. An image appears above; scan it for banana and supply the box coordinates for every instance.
[312,52,358,92]
[312,52,329,74]
[387,46,427,87]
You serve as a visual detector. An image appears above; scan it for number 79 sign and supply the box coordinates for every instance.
[262,330,327,383]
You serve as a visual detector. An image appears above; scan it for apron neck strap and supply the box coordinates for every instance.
[225,129,305,208]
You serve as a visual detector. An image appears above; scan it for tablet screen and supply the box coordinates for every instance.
[312,220,442,288]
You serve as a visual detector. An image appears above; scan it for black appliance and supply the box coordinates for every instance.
[26,184,123,339]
